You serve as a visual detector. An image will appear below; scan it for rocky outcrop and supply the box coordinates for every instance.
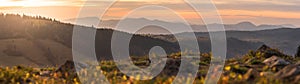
[256,44,291,59]
[275,62,300,83]
[263,56,290,67]
[257,44,272,53]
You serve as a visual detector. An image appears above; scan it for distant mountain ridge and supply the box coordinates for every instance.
[65,17,297,34]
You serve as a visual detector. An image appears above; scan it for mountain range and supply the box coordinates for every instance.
[0,14,299,67]
[65,17,297,34]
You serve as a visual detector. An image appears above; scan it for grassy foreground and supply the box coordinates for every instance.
[1,45,300,84]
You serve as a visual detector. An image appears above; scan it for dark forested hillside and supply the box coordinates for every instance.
[0,14,181,67]
[192,28,300,56]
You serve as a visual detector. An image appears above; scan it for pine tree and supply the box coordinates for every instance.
[295,45,300,58]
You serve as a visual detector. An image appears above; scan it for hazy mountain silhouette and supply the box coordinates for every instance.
[65,17,189,34]
[65,17,296,34]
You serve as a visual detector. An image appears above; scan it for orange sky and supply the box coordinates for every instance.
[0,0,300,26]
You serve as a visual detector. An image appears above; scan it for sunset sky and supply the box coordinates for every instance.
[0,0,300,26]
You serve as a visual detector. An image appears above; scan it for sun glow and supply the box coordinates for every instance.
[0,0,65,7]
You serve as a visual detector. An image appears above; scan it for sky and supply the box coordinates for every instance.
[0,0,300,26]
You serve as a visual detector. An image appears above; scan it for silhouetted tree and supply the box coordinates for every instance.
[295,45,300,58]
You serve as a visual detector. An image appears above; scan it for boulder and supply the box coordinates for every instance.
[257,44,272,52]
[263,56,290,67]
[256,45,286,58]
[275,62,300,79]
[293,75,300,83]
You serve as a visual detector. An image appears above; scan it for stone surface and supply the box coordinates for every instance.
[275,62,300,79]
[263,56,290,67]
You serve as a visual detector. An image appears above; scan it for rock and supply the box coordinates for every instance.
[56,60,90,78]
[275,62,300,79]
[57,60,89,72]
[243,69,259,80]
[57,60,75,73]
[263,56,290,67]
[257,44,272,52]
[293,75,300,83]
[266,51,284,58]
[256,45,286,58]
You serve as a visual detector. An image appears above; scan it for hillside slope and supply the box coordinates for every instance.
[0,14,180,66]
[0,38,72,67]
[193,28,300,55]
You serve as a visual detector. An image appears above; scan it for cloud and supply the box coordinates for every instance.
[1,0,300,26]
[214,0,300,12]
